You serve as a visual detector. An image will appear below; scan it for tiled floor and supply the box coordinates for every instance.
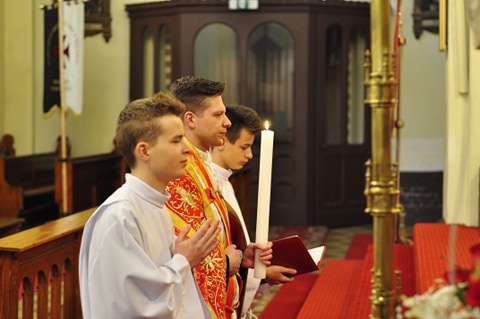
[250,223,414,317]
[321,224,373,261]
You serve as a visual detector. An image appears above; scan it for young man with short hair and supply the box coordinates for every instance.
[166,76,273,319]
[79,92,220,319]
[211,104,297,318]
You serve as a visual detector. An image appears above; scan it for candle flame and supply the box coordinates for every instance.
[264,120,270,130]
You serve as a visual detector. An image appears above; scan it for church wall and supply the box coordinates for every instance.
[348,0,446,173]
[0,0,162,157]
[396,0,446,173]
[31,0,162,157]
[1,1,35,155]
[390,1,446,225]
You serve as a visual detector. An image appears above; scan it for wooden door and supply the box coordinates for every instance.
[312,18,372,227]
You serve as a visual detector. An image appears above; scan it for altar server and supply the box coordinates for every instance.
[79,92,220,319]
[211,104,297,318]
[166,75,273,319]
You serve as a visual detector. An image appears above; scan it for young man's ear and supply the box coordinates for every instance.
[135,142,150,161]
[184,111,196,129]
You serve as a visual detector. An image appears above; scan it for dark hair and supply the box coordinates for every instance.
[169,75,225,115]
[115,92,185,168]
[225,104,262,143]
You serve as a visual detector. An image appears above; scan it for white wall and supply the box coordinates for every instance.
[396,0,446,172]
[1,1,35,154]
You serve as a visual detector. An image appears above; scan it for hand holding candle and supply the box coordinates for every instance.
[254,121,274,279]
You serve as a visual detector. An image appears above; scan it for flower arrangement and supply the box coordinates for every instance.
[399,243,480,319]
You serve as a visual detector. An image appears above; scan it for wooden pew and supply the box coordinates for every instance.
[0,217,25,238]
[0,207,95,319]
[55,152,126,215]
[0,135,71,229]
[0,152,58,228]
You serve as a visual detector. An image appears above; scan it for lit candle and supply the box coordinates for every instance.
[254,121,274,279]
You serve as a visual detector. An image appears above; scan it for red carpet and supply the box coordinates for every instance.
[296,260,364,319]
[258,273,319,319]
[345,234,372,259]
[259,223,479,319]
[414,223,480,293]
[250,225,328,314]
[340,244,416,318]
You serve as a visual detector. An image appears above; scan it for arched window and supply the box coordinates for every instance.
[347,25,366,145]
[325,25,342,145]
[247,22,294,143]
[158,25,172,93]
[194,23,239,104]
[142,26,154,97]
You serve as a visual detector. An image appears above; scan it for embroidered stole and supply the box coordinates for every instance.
[166,142,239,319]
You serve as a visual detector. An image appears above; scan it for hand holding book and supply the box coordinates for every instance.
[271,235,326,275]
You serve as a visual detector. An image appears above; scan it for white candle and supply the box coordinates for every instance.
[254,121,274,279]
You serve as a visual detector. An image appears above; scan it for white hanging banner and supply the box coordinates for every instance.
[63,1,84,115]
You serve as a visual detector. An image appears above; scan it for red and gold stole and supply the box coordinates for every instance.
[166,140,239,319]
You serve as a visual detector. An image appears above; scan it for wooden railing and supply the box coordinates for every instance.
[0,208,95,319]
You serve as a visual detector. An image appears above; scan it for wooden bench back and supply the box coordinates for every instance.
[3,153,56,190]
[0,207,95,319]
[0,153,58,225]
[56,152,126,215]
[0,157,23,218]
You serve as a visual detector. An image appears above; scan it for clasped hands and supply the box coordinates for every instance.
[174,219,273,274]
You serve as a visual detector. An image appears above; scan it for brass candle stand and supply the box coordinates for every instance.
[364,0,404,317]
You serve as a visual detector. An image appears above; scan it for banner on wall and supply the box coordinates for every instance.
[43,5,60,116]
[43,2,84,116]
[63,1,84,115]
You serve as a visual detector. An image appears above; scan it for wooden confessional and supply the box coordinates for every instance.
[126,0,371,227]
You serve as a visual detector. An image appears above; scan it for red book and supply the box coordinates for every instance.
[271,235,326,275]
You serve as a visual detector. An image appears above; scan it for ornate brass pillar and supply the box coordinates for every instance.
[364,0,401,318]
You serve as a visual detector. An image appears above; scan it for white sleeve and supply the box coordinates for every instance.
[84,211,191,319]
